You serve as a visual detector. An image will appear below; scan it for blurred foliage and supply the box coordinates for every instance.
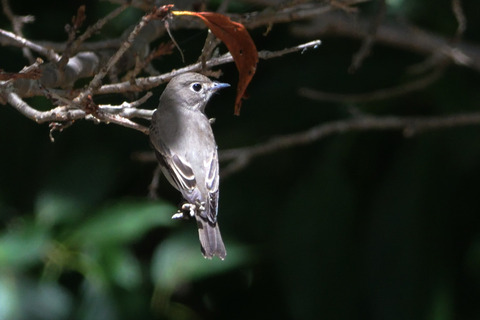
[1,0,480,320]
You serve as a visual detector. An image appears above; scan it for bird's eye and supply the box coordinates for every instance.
[191,83,202,92]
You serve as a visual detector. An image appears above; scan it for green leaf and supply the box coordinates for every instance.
[68,200,176,247]
[0,222,50,269]
[103,247,142,289]
[151,231,251,293]
[0,273,19,320]
[77,279,117,320]
[35,191,84,227]
[20,278,73,320]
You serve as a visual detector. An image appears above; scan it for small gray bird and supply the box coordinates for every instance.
[149,72,228,260]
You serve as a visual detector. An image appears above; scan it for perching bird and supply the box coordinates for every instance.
[149,72,228,260]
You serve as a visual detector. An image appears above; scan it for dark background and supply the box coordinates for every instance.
[1,1,480,319]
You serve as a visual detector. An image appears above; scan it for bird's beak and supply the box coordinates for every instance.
[210,82,230,92]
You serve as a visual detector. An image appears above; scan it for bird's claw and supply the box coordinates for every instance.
[171,200,206,219]
[171,211,185,219]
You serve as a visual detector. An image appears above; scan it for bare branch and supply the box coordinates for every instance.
[219,112,480,177]
[75,3,129,48]
[37,38,123,53]
[5,90,86,123]
[1,0,35,62]
[98,92,154,119]
[291,11,480,72]
[3,38,320,135]
[34,2,341,54]
[94,112,149,134]
[5,88,151,134]
[298,68,443,103]
[96,40,322,95]
[21,0,480,78]
[258,40,322,59]
[73,7,156,105]
[0,28,60,61]
[134,110,480,177]
[240,0,369,29]
[3,0,480,150]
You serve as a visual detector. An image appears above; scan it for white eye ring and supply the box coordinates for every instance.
[191,83,202,92]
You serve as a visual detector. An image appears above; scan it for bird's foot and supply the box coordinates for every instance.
[171,201,205,219]
[171,203,195,219]
[171,210,187,219]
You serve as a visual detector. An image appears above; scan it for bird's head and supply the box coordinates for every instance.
[162,72,230,112]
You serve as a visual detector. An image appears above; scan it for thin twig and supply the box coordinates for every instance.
[258,40,322,59]
[0,28,59,61]
[1,0,35,62]
[124,42,174,80]
[349,0,386,72]
[94,112,149,134]
[76,4,129,48]
[451,0,466,41]
[164,19,185,63]
[57,5,87,69]
[148,165,162,199]
[240,0,369,29]
[298,68,443,103]
[98,92,154,119]
[72,8,155,106]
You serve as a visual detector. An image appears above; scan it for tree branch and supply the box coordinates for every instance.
[291,11,480,72]
[0,28,59,61]
[240,0,370,29]
[3,0,480,154]
[133,111,480,178]
[72,6,155,106]
[2,39,321,133]
[5,88,150,134]
[219,112,480,177]
[298,68,444,103]
[96,40,322,95]
[1,0,35,62]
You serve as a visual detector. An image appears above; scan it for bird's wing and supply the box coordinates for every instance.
[153,142,196,193]
[205,147,220,223]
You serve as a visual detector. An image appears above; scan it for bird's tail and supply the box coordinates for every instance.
[195,217,226,260]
